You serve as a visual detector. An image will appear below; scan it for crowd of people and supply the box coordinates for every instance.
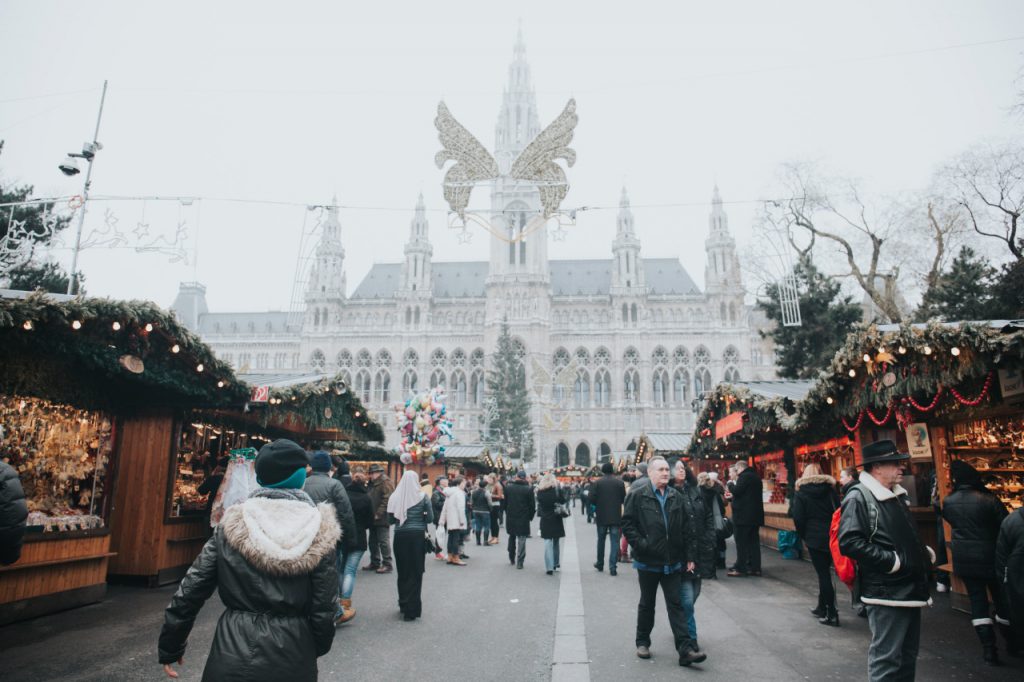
[4,433,997,679]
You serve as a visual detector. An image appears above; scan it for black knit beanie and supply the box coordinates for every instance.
[255,439,310,487]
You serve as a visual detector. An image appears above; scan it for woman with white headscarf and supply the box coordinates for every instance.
[388,470,433,621]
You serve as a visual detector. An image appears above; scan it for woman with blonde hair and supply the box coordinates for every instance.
[536,473,566,575]
[790,461,840,626]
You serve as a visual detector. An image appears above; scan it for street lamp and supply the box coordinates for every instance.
[63,80,108,295]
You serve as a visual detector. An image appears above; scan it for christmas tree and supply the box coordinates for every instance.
[485,320,534,463]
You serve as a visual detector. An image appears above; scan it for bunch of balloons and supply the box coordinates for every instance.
[394,387,454,465]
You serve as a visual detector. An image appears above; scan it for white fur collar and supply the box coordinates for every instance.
[858,471,907,502]
[222,497,340,576]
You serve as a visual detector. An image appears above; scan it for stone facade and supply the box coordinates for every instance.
[171,32,777,470]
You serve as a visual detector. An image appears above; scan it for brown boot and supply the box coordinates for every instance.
[448,556,467,566]
[336,598,356,624]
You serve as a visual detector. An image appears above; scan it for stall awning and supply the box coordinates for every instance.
[644,433,690,453]
[731,380,816,401]
[443,444,489,460]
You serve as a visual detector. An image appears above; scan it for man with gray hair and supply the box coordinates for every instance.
[622,457,705,666]
[727,459,764,577]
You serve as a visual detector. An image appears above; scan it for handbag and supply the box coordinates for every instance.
[554,502,571,518]
[423,531,435,555]
[713,499,734,540]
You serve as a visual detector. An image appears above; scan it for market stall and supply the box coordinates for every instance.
[634,432,692,465]
[797,320,1024,611]
[0,291,244,623]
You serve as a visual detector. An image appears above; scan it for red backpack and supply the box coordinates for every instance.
[829,485,878,590]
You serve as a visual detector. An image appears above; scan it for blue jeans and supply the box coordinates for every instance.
[595,524,620,571]
[544,537,561,571]
[679,577,702,642]
[472,511,491,544]
[339,548,364,600]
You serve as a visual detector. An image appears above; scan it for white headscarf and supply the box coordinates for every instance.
[387,470,425,526]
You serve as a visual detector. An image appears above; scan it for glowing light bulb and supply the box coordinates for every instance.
[848,369,856,378]
[112,321,121,331]
[862,353,871,362]
[898,346,907,355]
[144,323,153,332]
[923,345,932,355]
[951,347,961,356]
[826,396,834,405]
[171,344,180,353]
[71,320,82,330]
[22,320,33,331]
[196,363,204,372]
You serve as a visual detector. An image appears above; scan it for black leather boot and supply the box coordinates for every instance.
[977,624,1001,666]
[810,595,826,618]
[997,621,1021,657]
[818,604,840,627]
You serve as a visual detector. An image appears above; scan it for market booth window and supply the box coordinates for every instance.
[0,396,114,532]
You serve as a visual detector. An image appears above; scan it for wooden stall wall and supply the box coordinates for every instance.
[108,411,206,584]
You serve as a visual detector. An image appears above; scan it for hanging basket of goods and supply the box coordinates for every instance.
[393,387,454,465]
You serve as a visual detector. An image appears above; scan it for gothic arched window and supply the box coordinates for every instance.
[673,345,690,367]
[631,303,638,323]
[471,370,484,406]
[624,368,639,402]
[652,346,668,366]
[356,349,372,368]
[556,442,570,467]
[430,348,447,367]
[575,442,591,467]
[403,349,418,368]
[673,368,690,404]
[429,369,446,389]
[310,349,325,372]
[594,369,611,407]
[451,370,467,407]
[724,367,740,383]
[694,367,712,399]
[652,368,668,406]
[599,442,612,463]
[373,370,390,404]
[402,369,418,395]
[574,370,590,409]
[356,370,371,402]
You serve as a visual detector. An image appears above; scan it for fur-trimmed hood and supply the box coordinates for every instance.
[795,473,837,490]
[222,492,340,576]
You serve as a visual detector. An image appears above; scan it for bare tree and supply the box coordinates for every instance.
[766,162,910,323]
[944,144,1024,261]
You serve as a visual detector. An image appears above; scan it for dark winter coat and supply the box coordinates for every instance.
[158,489,339,682]
[431,487,447,523]
[471,488,491,513]
[591,474,626,526]
[790,474,840,552]
[368,475,395,527]
[303,472,358,551]
[995,508,1024,628]
[838,473,932,607]
[622,481,698,569]
[344,480,374,551]
[0,459,28,566]
[841,479,857,500]
[731,466,764,527]
[504,480,535,537]
[675,480,715,579]
[536,486,566,539]
[941,483,1008,579]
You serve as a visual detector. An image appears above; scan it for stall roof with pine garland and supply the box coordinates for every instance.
[255,373,384,442]
[0,290,245,411]
[688,321,1024,457]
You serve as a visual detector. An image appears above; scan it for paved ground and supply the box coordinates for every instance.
[2,510,1022,681]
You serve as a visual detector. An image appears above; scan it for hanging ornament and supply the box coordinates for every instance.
[882,372,897,388]
[119,355,145,374]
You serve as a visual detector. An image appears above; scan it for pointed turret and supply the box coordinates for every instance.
[304,199,346,330]
[494,25,541,158]
[704,185,744,325]
[611,186,646,295]
[401,194,432,293]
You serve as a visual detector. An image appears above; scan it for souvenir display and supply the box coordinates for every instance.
[948,416,1024,510]
[0,395,112,532]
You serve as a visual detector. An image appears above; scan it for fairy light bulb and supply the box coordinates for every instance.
[196,363,204,372]
[826,396,834,405]
[898,346,907,355]
[112,321,121,331]
[848,369,856,378]
[144,323,154,332]
[923,345,932,355]
[71,320,82,330]
[217,380,225,388]
[862,353,871,362]
[171,344,180,353]
[951,347,961,356]
[22,320,33,331]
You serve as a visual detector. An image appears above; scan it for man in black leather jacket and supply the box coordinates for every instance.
[838,440,934,682]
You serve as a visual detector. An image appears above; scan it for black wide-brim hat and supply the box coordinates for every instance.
[860,439,910,467]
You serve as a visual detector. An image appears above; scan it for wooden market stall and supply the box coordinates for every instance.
[0,291,245,624]
[634,433,692,465]
[798,320,1024,611]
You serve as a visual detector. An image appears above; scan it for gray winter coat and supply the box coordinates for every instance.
[0,459,28,566]
[304,471,358,551]
[158,489,340,681]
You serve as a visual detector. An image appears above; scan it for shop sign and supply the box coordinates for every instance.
[998,368,1024,399]
[716,411,745,438]
[250,385,270,403]
[905,422,933,462]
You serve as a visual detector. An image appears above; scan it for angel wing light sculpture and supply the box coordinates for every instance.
[435,98,578,221]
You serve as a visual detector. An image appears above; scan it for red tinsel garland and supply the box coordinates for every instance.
[949,372,993,407]
[842,410,865,433]
[866,404,894,426]
[908,386,943,412]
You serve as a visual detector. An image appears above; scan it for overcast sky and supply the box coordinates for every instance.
[1,1,1022,312]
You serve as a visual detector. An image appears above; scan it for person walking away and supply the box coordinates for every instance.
[996,505,1024,658]
[366,463,395,573]
[439,478,468,566]
[727,460,764,577]
[942,460,1012,664]
[337,466,373,624]
[622,457,705,666]
[580,480,591,520]
[592,462,626,576]
[505,470,535,569]
[536,473,566,575]
[431,476,449,560]
[471,478,492,546]
[388,470,433,621]
[158,439,339,681]
[0,454,28,566]
[303,451,358,623]
[487,474,503,545]
[838,440,935,682]
[790,462,841,626]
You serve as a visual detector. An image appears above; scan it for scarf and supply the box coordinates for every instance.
[387,470,425,526]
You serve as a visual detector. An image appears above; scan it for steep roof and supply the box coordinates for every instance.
[349,258,701,299]
[196,311,291,335]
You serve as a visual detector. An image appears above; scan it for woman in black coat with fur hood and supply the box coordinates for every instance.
[790,463,840,626]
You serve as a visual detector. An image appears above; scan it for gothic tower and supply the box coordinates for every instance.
[397,194,432,330]
[305,199,346,330]
[704,186,744,326]
[610,187,648,328]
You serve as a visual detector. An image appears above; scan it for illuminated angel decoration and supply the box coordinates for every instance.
[435,98,578,220]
